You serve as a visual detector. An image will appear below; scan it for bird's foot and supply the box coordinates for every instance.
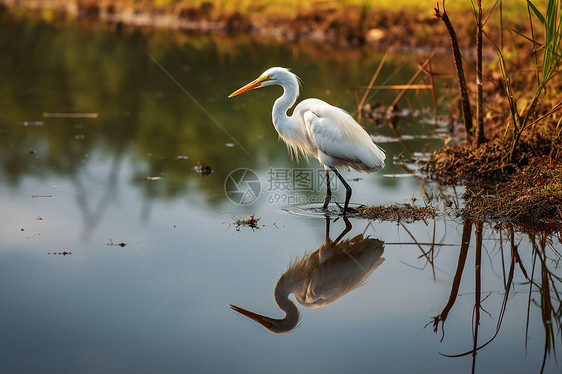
[335,202,358,215]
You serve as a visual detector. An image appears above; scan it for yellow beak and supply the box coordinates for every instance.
[228,76,267,98]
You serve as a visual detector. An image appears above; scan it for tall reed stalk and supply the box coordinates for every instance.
[502,0,561,162]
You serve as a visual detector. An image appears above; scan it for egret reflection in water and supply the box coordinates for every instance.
[231,217,385,333]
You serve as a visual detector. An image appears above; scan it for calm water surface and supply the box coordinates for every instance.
[0,10,560,374]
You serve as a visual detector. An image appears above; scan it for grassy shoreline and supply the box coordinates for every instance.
[0,0,544,46]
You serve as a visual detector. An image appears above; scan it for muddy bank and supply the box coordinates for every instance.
[421,96,562,226]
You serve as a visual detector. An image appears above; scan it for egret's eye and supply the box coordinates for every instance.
[228,67,385,216]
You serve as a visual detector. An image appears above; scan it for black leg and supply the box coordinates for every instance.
[333,216,352,244]
[323,169,331,209]
[324,216,330,241]
[330,166,353,215]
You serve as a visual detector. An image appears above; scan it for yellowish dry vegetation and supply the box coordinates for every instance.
[81,0,545,22]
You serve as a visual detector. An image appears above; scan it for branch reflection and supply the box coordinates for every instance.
[231,216,385,333]
[427,220,562,373]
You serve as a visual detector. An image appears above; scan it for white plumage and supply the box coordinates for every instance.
[229,67,385,214]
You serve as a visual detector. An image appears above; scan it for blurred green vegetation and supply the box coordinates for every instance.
[0,7,443,204]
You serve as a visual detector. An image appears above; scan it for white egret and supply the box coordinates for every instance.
[230,217,385,333]
[229,67,385,214]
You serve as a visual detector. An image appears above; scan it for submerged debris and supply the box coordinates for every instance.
[145,176,162,181]
[194,162,213,175]
[21,120,44,126]
[358,203,437,224]
[360,103,405,122]
[106,239,127,247]
[233,215,261,231]
[42,112,98,118]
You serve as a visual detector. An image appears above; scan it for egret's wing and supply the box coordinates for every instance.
[301,100,385,171]
[298,237,385,308]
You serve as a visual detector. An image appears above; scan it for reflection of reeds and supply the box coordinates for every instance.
[427,222,562,373]
[528,231,562,373]
[399,220,440,280]
[472,220,483,373]
[429,218,472,341]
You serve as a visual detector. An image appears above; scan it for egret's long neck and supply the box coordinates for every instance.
[270,272,301,331]
[272,77,300,138]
